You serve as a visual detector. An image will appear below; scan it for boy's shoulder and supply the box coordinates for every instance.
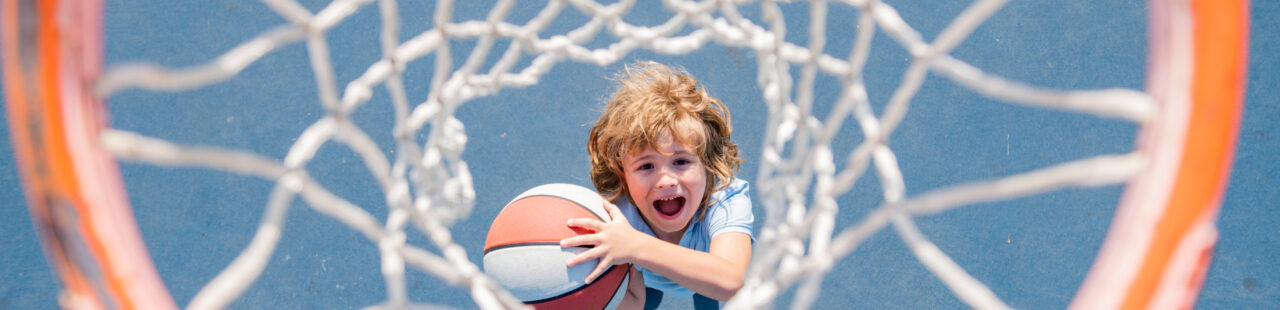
[705,178,751,221]
[699,178,754,241]
[710,178,749,204]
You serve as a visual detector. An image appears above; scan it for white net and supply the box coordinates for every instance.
[92,0,1153,309]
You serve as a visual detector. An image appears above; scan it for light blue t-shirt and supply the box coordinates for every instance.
[616,178,754,298]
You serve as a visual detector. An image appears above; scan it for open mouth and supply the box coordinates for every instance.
[653,196,686,217]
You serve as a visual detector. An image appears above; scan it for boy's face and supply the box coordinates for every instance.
[621,132,707,243]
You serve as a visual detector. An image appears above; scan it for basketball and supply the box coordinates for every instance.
[483,184,631,309]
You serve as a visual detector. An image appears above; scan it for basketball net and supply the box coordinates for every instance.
[6,0,1248,309]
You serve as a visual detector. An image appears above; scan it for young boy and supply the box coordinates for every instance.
[560,62,754,309]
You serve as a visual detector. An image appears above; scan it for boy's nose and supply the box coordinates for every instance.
[655,170,679,189]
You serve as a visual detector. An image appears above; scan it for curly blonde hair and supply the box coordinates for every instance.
[587,61,742,217]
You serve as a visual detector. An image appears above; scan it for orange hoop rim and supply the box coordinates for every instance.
[1,0,175,309]
[1072,0,1249,309]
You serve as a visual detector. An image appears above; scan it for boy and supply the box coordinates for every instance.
[560,62,753,309]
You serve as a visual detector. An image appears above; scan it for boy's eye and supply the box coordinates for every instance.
[637,163,654,171]
[674,158,691,166]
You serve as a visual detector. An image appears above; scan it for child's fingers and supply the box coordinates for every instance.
[566,246,606,268]
[582,255,613,284]
[559,234,600,248]
[602,201,625,222]
[566,218,605,232]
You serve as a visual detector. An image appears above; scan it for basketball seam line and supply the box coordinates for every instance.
[524,264,628,306]
[483,241,584,254]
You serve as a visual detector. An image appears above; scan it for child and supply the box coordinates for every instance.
[560,61,754,309]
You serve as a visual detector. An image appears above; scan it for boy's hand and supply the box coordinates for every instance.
[561,201,651,284]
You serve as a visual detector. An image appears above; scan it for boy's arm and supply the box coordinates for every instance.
[630,231,751,300]
[619,266,645,310]
[562,202,752,301]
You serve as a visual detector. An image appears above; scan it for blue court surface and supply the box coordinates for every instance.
[1,1,1276,309]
